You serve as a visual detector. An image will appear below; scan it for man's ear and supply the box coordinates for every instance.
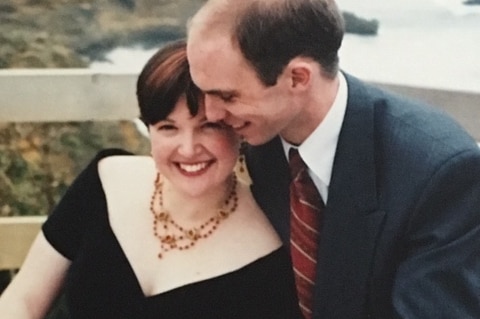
[286,58,312,90]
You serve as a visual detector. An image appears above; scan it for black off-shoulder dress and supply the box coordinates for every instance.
[42,149,302,319]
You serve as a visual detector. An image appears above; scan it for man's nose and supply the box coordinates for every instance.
[204,95,227,122]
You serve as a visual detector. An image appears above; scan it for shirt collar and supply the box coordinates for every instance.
[282,72,348,189]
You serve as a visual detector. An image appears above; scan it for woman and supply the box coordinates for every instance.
[0,40,301,318]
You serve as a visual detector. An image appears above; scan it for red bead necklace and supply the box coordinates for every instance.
[150,173,238,259]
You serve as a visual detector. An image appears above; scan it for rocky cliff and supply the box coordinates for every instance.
[0,0,383,69]
[0,0,204,68]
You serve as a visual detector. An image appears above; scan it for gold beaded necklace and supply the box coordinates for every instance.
[150,173,238,259]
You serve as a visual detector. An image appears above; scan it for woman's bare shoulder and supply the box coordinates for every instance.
[98,155,155,187]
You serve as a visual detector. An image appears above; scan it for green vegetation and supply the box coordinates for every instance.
[0,0,204,217]
[0,122,150,217]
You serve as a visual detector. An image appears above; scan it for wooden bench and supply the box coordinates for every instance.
[0,216,46,271]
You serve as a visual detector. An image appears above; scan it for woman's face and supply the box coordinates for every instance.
[149,96,240,197]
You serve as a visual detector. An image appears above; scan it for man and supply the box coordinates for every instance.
[186,0,480,318]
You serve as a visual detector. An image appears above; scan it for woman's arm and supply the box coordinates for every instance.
[0,231,71,319]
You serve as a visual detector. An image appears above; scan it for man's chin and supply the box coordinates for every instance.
[242,132,276,146]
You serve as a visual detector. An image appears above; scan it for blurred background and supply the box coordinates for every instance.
[0,1,479,317]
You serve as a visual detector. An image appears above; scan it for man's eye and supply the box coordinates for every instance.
[219,94,234,102]
[203,121,226,130]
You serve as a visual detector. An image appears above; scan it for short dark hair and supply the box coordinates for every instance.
[233,0,344,86]
[136,39,201,125]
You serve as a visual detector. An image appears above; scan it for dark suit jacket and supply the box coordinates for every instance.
[245,73,480,319]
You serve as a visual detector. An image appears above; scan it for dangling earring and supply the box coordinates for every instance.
[238,154,246,173]
[238,141,247,173]
[154,172,161,186]
[236,141,252,185]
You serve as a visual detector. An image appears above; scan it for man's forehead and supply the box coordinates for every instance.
[187,2,233,40]
[188,36,240,72]
[188,28,232,51]
[187,34,250,92]
[190,57,239,94]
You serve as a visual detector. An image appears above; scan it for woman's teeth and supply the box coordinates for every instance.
[179,162,208,173]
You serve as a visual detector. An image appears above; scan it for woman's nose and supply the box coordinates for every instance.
[177,133,201,157]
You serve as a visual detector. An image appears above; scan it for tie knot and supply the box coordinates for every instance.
[289,148,307,179]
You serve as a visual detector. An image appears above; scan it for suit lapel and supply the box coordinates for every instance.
[246,74,386,318]
[314,74,385,318]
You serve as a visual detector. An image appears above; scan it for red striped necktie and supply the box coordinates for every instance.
[289,148,324,319]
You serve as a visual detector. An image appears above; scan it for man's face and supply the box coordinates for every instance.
[187,34,300,146]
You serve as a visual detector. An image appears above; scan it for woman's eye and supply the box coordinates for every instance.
[157,124,176,131]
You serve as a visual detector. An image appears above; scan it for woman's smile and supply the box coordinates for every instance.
[176,160,214,175]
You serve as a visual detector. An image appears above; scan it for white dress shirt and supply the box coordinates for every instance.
[281,72,348,203]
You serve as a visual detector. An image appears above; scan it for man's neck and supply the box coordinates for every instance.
[280,75,340,145]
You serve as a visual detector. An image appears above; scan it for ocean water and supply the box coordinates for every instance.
[336,0,480,91]
[90,0,480,92]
